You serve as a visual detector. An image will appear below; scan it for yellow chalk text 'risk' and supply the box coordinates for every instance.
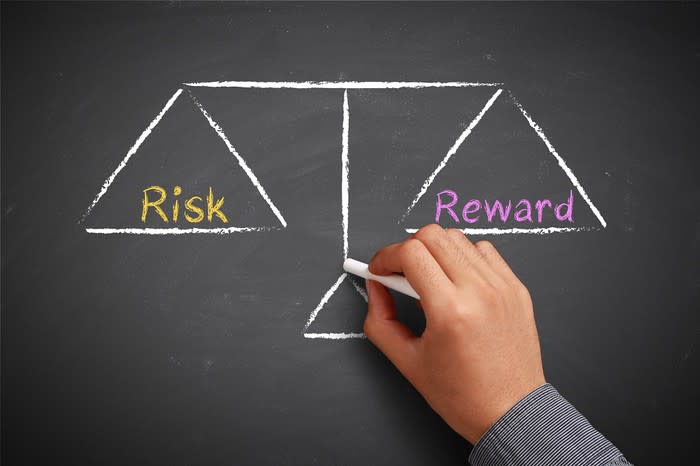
[141,186,228,224]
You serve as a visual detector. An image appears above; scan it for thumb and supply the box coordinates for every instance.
[363,280,417,378]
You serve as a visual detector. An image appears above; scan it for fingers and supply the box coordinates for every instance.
[472,239,523,287]
[368,238,453,309]
[409,225,477,284]
[363,280,418,379]
[443,228,506,287]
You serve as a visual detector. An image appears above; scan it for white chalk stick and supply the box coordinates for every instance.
[343,258,420,300]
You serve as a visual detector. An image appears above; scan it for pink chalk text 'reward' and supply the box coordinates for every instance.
[435,189,574,224]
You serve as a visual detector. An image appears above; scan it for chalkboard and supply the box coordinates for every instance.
[3,2,699,464]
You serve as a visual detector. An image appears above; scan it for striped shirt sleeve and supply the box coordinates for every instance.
[468,384,633,466]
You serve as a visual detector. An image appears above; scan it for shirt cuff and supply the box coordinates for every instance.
[468,383,626,466]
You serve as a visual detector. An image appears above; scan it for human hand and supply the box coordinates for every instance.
[363,224,545,444]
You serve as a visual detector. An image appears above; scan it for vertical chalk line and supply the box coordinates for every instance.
[79,88,183,223]
[303,332,367,340]
[188,91,288,228]
[342,89,350,260]
[303,273,347,332]
[508,91,607,229]
[302,90,365,340]
[400,88,503,223]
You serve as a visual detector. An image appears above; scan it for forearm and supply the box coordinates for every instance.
[469,384,632,466]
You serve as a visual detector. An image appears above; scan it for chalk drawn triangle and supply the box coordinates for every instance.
[401,89,606,235]
[81,88,287,234]
[339,86,498,258]
[303,273,368,339]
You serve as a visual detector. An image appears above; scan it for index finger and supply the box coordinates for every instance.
[368,238,454,308]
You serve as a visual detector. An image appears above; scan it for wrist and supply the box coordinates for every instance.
[468,383,625,466]
[462,379,547,444]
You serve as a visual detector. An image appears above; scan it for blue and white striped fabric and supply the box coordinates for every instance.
[469,384,632,466]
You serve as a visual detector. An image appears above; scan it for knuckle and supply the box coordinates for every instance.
[441,292,461,312]
[475,240,496,255]
[400,238,425,258]
[448,306,479,333]
[446,228,464,240]
[414,223,444,244]
[478,283,501,306]
[423,291,459,318]
[516,282,532,301]
[445,230,476,266]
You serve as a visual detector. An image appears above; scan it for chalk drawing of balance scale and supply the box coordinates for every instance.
[80,81,607,340]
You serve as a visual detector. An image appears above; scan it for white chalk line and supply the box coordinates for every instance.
[302,272,369,337]
[187,90,288,228]
[342,90,350,260]
[508,91,607,229]
[85,227,279,235]
[350,278,368,303]
[79,88,184,223]
[302,92,365,340]
[184,81,503,89]
[405,226,600,235]
[400,88,503,223]
[303,273,348,332]
[304,332,367,340]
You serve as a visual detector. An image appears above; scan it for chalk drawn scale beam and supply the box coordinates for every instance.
[183,81,503,89]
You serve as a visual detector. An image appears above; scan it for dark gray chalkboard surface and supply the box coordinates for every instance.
[3,2,699,464]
